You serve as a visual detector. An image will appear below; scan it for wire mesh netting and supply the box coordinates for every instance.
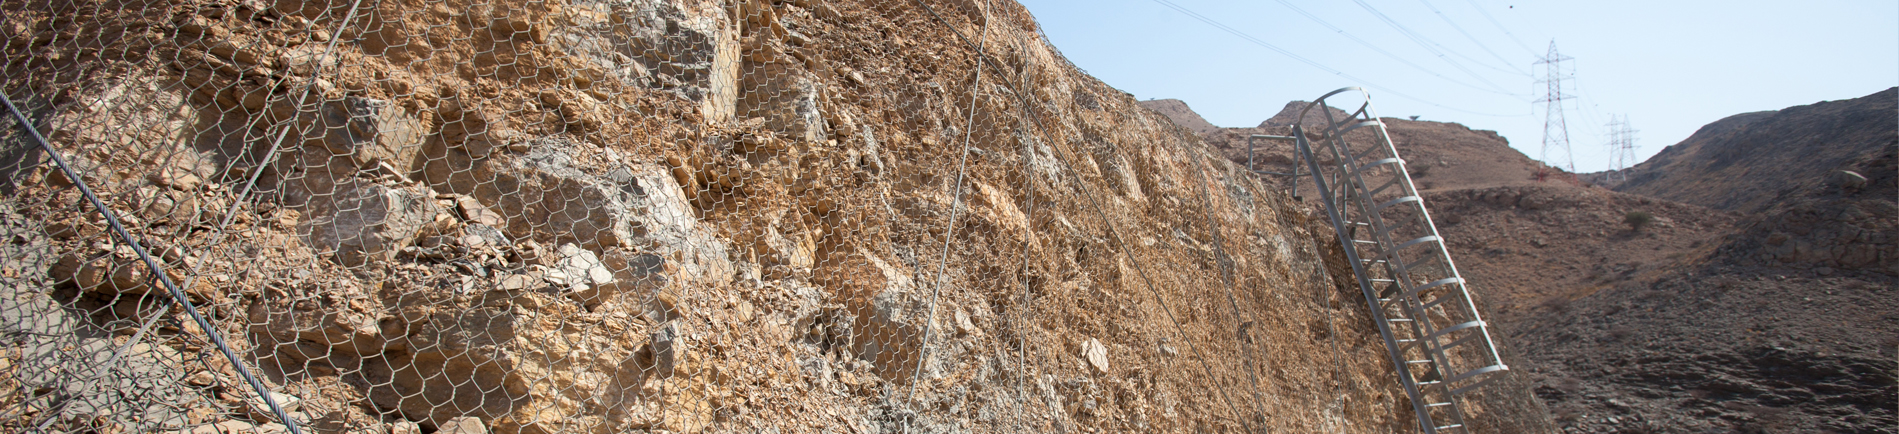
[0,0,1433,432]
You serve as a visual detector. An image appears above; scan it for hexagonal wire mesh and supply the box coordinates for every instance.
[0,0,1408,432]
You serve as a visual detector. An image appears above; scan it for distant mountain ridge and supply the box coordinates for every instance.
[1136,98,1221,135]
[1610,87,1897,213]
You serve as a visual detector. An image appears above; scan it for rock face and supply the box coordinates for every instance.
[555,0,740,123]
[303,183,441,266]
[476,136,731,285]
[0,0,1563,433]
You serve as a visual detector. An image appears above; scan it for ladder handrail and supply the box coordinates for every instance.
[1291,87,1508,434]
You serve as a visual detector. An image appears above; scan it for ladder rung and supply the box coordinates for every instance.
[1425,401,1455,407]
[1435,424,1464,430]
[1406,359,1433,364]
[1374,195,1421,212]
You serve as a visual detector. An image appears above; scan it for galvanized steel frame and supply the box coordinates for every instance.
[1291,87,1507,433]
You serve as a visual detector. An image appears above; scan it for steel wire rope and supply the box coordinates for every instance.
[1005,32,1041,430]
[1462,0,1541,58]
[1264,140,1359,433]
[1190,162,1273,427]
[1266,0,1529,100]
[1345,0,1522,93]
[1,91,305,434]
[1273,198,1356,434]
[900,0,996,431]
[907,1,1264,430]
[1141,0,1530,118]
[1006,32,1073,430]
[40,2,372,427]
[1415,0,1533,77]
[13,0,366,427]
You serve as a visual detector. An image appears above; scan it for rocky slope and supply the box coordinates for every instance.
[1605,87,1897,213]
[1135,99,1219,135]
[1153,92,1896,434]
[0,0,1564,433]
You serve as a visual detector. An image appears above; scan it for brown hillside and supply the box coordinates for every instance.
[1137,98,1220,135]
[1610,87,1898,213]
[1200,101,1547,193]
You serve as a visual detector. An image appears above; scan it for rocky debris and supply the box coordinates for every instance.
[291,96,428,173]
[439,417,490,434]
[1523,272,1897,434]
[478,136,732,284]
[1,280,201,432]
[186,421,290,433]
[456,195,507,227]
[555,0,738,122]
[545,243,612,290]
[388,420,423,434]
[241,391,303,425]
[302,183,441,266]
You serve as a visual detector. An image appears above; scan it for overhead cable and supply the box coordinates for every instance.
[1269,0,1529,100]
[1416,0,1532,76]
[1350,0,1526,90]
[1145,0,1531,117]
[1463,0,1543,58]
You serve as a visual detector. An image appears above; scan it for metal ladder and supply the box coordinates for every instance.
[1288,88,1508,433]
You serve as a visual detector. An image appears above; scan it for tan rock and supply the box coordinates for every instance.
[302,183,440,266]
[438,417,488,434]
[387,420,422,434]
[1082,337,1110,374]
[455,195,505,227]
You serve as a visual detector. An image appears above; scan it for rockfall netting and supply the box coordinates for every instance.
[0,0,1428,432]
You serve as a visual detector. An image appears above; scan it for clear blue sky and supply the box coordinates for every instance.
[1016,0,1899,172]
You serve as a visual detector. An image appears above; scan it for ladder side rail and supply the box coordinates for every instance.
[1321,112,1461,434]
[1351,100,1506,400]
[1315,95,1478,433]
[1293,124,1441,434]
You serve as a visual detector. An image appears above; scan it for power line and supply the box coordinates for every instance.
[1463,0,1541,58]
[1143,0,1531,117]
[1416,0,1532,76]
[1267,0,1530,100]
[1349,0,1523,92]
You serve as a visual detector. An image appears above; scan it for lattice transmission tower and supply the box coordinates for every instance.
[1533,40,1575,180]
[1604,114,1639,182]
